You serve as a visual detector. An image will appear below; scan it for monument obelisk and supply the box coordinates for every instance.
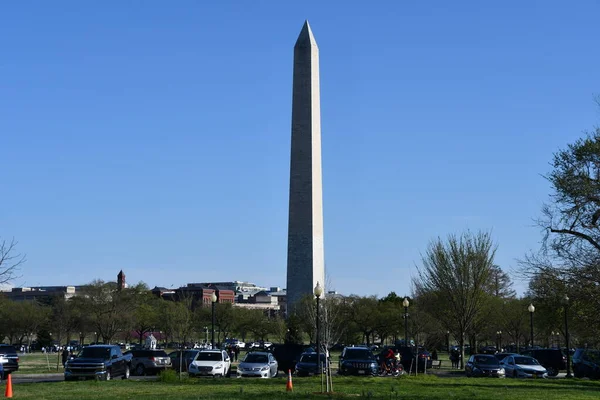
[286,20,325,311]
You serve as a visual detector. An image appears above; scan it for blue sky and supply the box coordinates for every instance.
[1,1,599,297]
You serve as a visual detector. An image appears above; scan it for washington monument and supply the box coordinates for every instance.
[286,20,326,310]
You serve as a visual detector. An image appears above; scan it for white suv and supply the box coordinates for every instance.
[188,350,231,377]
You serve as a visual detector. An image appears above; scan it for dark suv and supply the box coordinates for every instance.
[0,345,19,379]
[520,349,565,376]
[572,348,600,379]
[338,346,378,376]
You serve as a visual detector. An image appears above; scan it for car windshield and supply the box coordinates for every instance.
[474,356,499,365]
[195,352,223,361]
[244,354,268,363]
[344,349,372,359]
[79,347,111,359]
[514,357,539,365]
[0,346,17,354]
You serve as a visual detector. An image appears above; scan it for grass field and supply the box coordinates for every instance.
[4,374,600,400]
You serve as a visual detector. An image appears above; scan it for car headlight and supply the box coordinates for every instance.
[370,362,377,368]
[261,366,270,371]
[214,363,223,369]
[499,368,505,374]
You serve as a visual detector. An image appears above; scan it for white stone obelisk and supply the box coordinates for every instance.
[286,20,325,311]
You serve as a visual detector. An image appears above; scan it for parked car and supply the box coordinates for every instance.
[294,352,326,377]
[572,348,600,379]
[64,345,132,381]
[127,349,172,376]
[0,345,19,379]
[188,349,231,377]
[494,353,518,362]
[168,350,201,372]
[520,348,566,377]
[500,355,547,378]
[465,354,505,378]
[223,339,246,349]
[399,347,432,372]
[479,346,498,355]
[237,351,278,378]
[338,346,378,376]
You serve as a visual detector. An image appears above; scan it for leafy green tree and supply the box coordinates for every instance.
[346,296,379,345]
[132,295,161,344]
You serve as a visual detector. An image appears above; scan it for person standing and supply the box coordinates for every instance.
[234,345,240,362]
[62,348,69,367]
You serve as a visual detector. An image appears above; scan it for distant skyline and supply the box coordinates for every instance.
[1,1,599,297]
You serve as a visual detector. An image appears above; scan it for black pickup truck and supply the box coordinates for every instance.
[64,345,132,381]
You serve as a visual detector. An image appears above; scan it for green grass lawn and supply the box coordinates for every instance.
[14,352,64,374]
[4,374,600,399]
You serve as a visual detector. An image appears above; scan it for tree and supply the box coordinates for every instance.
[132,295,161,344]
[79,280,146,343]
[487,265,516,298]
[522,127,600,344]
[415,230,496,368]
[0,238,25,285]
[295,294,348,351]
[538,128,600,266]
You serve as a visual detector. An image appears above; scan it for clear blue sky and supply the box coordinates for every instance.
[1,1,599,297]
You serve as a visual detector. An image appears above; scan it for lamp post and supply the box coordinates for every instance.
[403,297,410,347]
[555,331,561,349]
[211,291,218,349]
[496,330,502,351]
[94,331,98,344]
[551,331,555,348]
[314,282,323,376]
[528,303,535,348]
[446,331,450,352]
[564,295,572,378]
[204,326,208,345]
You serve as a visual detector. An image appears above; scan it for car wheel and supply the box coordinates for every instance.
[547,367,558,377]
[135,364,145,376]
[122,365,130,380]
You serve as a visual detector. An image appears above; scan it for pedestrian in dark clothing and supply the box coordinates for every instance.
[234,346,240,362]
[62,348,69,367]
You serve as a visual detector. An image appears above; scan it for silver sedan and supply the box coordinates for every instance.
[500,355,548,378]
[236,352,278,378]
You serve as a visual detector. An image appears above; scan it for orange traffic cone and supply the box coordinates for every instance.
[5,373,13,398]
[286,369,293,392]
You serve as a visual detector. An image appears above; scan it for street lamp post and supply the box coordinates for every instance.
[551,331,555,348]
[496,331,502,351]
[528,303,535,348]
[314,282,323,377]
[204,326,208,345]
[403,297,410,347]
[446,331,450,352]
[211,292,218,349]
[564,295,572,378]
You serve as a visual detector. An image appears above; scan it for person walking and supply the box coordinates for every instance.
[62,348,69,367]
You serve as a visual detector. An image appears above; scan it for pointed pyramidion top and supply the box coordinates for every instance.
[295,20,318,48]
